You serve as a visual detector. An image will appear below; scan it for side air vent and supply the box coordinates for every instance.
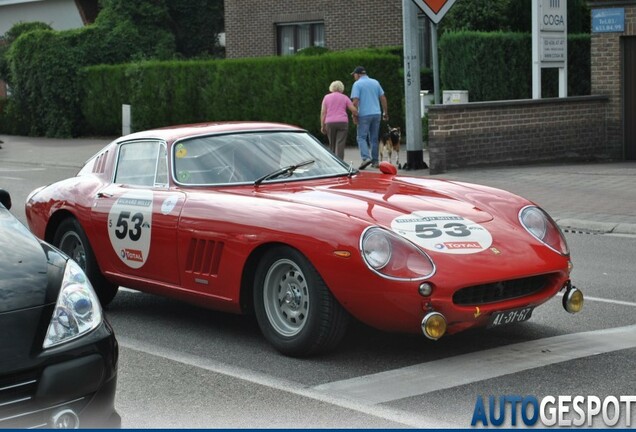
[92,151,109,174]
[185,238,224,276]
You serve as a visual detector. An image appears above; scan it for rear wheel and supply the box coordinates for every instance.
[254,246,349,357]
[53,218,118,306]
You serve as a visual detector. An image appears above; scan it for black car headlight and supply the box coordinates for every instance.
[519,205,569,256]
[360,227,435,280]
[43,259,103,349]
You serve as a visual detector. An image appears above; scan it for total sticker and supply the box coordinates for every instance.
[108,191,153,268]
[391,211,492,255]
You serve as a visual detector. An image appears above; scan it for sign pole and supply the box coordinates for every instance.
[431,20,440,105]
[402,0,427,170]
[532,0,541,99]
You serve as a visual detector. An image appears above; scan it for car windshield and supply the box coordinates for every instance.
[172,130,351,185]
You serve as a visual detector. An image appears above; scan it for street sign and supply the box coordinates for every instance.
[412,0,458,24]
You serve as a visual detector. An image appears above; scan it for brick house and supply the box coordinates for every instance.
[588,0,636,160]
[224,0,430,60]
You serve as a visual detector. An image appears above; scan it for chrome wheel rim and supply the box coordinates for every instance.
[263,258,309,337]
[58,231,87,270]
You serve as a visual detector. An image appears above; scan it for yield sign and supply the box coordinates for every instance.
[412,0,458,24]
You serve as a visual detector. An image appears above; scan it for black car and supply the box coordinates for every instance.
[0,189,120,428]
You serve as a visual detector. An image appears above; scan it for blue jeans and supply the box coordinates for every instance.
[356,114,381,163]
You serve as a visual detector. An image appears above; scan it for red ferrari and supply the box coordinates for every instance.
[26,122,583,356]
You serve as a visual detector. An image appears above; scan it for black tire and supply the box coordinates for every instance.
[253,246,349,357]
[53,218,118,306]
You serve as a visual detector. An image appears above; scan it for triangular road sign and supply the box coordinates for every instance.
[412,0,458,24]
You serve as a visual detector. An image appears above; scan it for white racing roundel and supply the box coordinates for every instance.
[108,191,153,268]
[391,211,493,255]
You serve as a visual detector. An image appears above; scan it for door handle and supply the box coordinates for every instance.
[96,191,113,198]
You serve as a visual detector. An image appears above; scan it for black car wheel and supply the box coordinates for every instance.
[254,246,349,357]
[53,218,118,306]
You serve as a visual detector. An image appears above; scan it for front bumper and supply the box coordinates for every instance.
[0,332,119,429]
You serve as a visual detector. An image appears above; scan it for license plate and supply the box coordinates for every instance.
[488,306,534,328]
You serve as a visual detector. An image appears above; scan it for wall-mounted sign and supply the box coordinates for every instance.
[592,8,625,33]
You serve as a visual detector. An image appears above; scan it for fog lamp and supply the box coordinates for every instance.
[563,287,584,314]
[421,312,446,340]
[50,408,79,429]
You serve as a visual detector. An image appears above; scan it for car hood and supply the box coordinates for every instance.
[253,174,505,226]
[0,206,64,313]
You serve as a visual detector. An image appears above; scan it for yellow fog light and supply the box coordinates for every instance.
[421,312,447,340]
[563,287,584,314]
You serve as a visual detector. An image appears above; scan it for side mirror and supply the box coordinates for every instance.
[0,189,12,210]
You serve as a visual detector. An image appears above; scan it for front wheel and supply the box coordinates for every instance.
[53,218,118,306]
[254,246,349,357]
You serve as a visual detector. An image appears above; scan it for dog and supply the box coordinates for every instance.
[379,125,401,168]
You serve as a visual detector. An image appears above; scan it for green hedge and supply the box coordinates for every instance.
[80,52,404,139]
[439,31,590,101]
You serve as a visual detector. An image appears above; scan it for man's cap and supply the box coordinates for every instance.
[351,66,366,75]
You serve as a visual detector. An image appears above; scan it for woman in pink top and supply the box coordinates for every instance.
[320,80,357,160]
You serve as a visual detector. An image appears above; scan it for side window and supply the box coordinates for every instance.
[115,141,166,187]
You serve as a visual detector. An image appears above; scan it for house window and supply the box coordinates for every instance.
[277,22,324,55]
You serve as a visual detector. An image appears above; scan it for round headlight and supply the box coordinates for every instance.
[519,206,569,255]
[360,227,435,280]
[362,230,392,269]
[520,207,547,239]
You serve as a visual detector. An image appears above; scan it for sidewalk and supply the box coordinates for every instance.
[2,134,635,235]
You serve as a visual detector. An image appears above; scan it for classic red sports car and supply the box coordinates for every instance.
[26,122,583,356]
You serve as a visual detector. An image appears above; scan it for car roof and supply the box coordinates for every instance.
[115,122,304,144]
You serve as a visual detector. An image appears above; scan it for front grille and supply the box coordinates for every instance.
[453,275,551,306]
[0,371,38,419]
[0,371,87,428]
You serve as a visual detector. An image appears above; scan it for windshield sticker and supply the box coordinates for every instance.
[175,143,187,158]
[108,190,153,268]
[391,211,493,255]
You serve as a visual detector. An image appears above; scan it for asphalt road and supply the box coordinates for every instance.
[2,160,635,428]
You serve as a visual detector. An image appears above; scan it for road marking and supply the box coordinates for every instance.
[583,295,636,308]
[0,167,45,172]
[557,292,636,308]
[312,324,636,404]
[117,336,456,428]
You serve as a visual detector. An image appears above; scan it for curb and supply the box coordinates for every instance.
[556,218,636,236]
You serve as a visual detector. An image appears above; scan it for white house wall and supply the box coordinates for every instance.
[0,0,83,35]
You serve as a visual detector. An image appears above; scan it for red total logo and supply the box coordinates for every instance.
[444,242,481,249]
[122,249,144,262]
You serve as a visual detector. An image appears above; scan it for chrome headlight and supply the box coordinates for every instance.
[43,259,103,349]
[360,227,435,280]
[519,206,569,255]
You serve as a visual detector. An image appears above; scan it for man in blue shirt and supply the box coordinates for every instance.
[350,66,388,169]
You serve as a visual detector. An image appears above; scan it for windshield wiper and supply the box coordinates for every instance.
[347,161,358,177]
[254,159,315,186]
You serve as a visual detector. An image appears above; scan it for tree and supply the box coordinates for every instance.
[166,0,224,58]
[441,0,590,34]
[94,0,176,60]
[0,22,52,85]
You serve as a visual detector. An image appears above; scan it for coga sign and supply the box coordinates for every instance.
[540,0,566,32]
